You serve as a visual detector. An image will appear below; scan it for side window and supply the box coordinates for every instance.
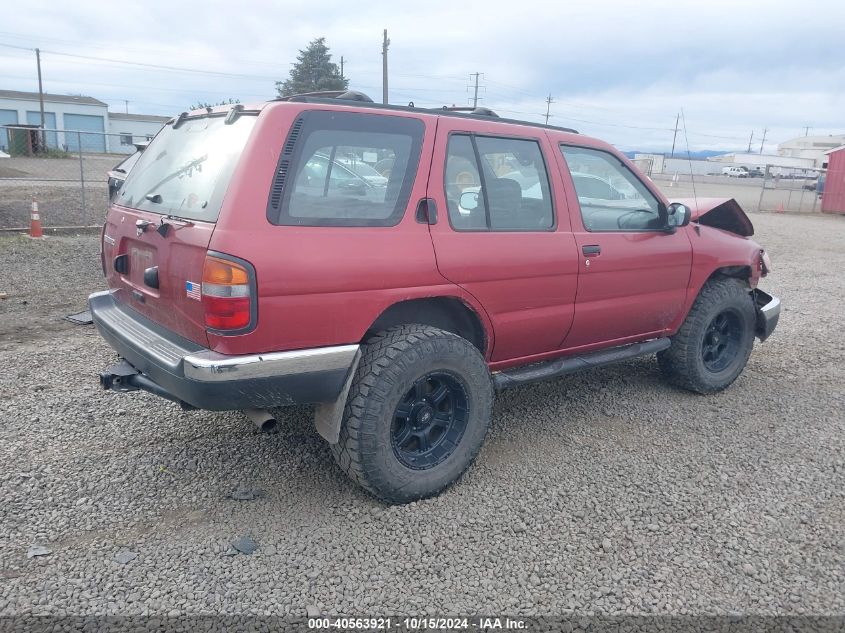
[560,146,663,232]
[270,112,424,227]
[444,134,554,231]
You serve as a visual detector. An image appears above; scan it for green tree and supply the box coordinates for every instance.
[188,98,240,110]
[276,37,348,97]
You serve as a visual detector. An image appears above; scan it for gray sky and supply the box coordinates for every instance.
[3,0,843,151]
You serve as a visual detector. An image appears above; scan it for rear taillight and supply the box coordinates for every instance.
[202,254,255,332]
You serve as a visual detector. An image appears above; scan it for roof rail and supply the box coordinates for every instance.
[441,106,499,118]
[277,90,374,103]
[271,88,578,134]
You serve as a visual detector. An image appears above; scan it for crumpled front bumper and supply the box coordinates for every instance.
[753,289,780,342]
[89,290,359,410]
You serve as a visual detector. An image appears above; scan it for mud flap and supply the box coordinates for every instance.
[314,349,361,444]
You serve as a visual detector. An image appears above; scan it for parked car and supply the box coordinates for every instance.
[106,142,148,202]
[721,166,749,178]
[91,92,780,503]
[746,166,764,178]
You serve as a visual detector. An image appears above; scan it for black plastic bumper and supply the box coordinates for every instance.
[753,289,780,342]
[89,291,359,411]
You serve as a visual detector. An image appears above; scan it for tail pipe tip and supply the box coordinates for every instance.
[243,408,278,434]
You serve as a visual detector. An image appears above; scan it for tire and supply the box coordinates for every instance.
[658,278,756,394]
[331,324,493,504]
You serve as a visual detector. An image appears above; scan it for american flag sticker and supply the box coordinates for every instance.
[185,281,201,301]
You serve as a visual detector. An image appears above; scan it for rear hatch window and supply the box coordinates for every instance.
[117,114,256,222]
[102,111,256,346]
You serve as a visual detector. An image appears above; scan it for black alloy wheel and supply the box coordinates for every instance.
[391,372,469,470]
[701,310,744,373]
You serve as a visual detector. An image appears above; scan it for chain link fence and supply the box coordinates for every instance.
[649,166,825,214]
[3,127,828,229]
[757,166,824,213]
[0,126,136,229]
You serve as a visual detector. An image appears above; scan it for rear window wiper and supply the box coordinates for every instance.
[155,213,194,237]
[163,213,194,225]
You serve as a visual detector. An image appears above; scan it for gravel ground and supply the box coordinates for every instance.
[0,155,115,228]
[0,213,843,619]
[0,182,109,229]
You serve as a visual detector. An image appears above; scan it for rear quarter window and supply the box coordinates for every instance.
[268,111,425,227]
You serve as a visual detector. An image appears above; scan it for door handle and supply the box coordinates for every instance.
[582,245,601,256]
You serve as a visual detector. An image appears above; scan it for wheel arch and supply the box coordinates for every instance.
[705,265,753,285]
[669,263,756,335]
[364,296,489,356]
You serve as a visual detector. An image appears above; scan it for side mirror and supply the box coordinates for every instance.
[459,190,480,211]
[666,202,691,229]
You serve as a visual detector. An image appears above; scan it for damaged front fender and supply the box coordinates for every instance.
[671,197,754,237]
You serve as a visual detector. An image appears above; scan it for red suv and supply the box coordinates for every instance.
[91,91,779,503]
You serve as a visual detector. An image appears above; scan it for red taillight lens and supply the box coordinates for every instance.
[202,255,254,331]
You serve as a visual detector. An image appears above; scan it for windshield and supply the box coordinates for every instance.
[117,114,256,222]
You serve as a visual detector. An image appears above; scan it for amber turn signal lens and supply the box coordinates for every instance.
[203,256,249,285]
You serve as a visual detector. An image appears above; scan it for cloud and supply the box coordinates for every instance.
[3,0,843,150]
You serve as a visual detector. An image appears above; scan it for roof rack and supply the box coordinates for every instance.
[276,90,374,103]
[441,105,499,117]
[273,90,578,134]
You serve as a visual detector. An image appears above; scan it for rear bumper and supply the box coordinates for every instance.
[89,290,359,410]
[753,289,780,342]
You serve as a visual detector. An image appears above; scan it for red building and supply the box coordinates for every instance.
[822,145,845,215]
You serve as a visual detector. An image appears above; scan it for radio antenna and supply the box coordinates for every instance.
[680,108,699,211]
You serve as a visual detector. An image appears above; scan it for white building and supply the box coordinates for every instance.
[107,112,170,154]
[0,89,169,154]
[634,154,718,176]
[707,152,816,170]
[0,89,108,152]
[777,134,845,168]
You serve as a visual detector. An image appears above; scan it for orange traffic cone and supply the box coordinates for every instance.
[29,196,43,238]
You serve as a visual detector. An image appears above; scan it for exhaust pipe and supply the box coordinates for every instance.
[243,408,278,434]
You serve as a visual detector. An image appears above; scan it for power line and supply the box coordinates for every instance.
[544,94,554,125]
[0,42,280,81]
[0,31,291,70]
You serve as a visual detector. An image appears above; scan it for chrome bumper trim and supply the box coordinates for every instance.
[90,290,360,384]
[183,345,360,382]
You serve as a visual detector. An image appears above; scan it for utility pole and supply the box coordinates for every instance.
[747,130,754,153]
[35,48,46,152]
[803,126,811,136]
[340,56,345,81]
[544,94,554,125]
[124,100,129,114]
[670,112,680,158]
[469,73,481,108]
[381,29,390,105]
[759,127,768,155]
